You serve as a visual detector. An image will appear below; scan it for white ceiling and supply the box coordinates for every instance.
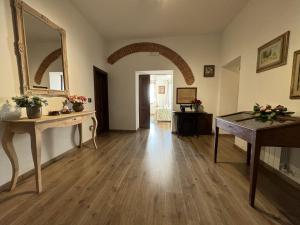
[71,0,248,40]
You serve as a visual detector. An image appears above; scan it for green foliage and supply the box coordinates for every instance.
[253,103,294,122]
[12,95,48,108]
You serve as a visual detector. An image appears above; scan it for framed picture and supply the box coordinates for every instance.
[204,65,215,77]
[256,31,290,73]
[176,87,197,104]
[158,86,165,94]
[290,50,300,99]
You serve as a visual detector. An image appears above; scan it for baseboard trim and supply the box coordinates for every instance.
[0,139,93,192]
[233,144,300,191]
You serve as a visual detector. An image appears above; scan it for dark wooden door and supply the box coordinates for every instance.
[139,75,150,129]
[93,66,109,134]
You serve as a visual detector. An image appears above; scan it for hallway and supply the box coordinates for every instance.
[0,125,299,225]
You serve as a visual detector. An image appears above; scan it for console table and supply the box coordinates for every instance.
[174,111,212,136]
[214,112,300,207]
[1,111,98,193]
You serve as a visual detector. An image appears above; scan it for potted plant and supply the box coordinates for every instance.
[253,103,294,122]
[67,95,87,112]
[12,95,48,119]
[192,98,203,112]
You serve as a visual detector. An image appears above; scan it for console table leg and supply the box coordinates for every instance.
[30,128,42,193]
[247,143,251,165]
[91,115,98,149]
[249,143,261,207]
[78,123,83,148]
[2,128,18,191]
[214,126,219,163]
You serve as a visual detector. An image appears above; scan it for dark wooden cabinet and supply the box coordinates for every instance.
[174,112,212,136]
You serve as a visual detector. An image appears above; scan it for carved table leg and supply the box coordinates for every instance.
[78,123,83,148]
[30,128,42,193]
[214,126,219,163]
[249,143,261,207]
[91,115,98,149]
[2,127,18,191]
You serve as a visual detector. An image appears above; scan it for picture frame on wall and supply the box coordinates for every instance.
[290,50,300,99]
[204,65,215,77]
[176,87,197,104]
[158,86,165,94]
[256,31,290,73]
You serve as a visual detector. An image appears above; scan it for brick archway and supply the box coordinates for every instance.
[107,42,195,85]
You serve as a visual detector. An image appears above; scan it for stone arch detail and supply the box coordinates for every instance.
[34,48,62,85]
[107,42,195,85]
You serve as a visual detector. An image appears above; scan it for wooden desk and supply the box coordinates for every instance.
[1,111,98,193]
[174,111,212,136]
[214,112,300,207]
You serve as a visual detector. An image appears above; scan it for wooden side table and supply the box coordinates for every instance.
[214,112,300,207]
[1,111,98,193]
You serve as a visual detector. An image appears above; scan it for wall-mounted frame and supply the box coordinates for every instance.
[158,86,165,94]
[290,50,300,99]
[176,87,197,104]
[204,65,215,77]
[256,31,290,73]
[13,0,69,96]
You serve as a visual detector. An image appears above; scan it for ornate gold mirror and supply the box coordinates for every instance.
[13,0,69,96]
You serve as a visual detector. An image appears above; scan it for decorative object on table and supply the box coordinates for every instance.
[61,105,72,114]
[158,86,165,94]
[48,111,61,116]
[12,96,48,119]
[176,87,197,104]
[192,98,203,112]
[256,31,290,73]
[66,95,87,112]
[253,103,294,122]
[290,50,300,99]
[180,104,192,112]
[204,65,215,77]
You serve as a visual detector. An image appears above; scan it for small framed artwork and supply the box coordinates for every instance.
[176,87,197,104]
[204,65,215,77]
[158,86,165,94]
[256,31,290,73]
[290,50,300,99]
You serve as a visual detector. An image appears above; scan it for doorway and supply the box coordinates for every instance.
[93,66,109,134]
[136,70,173,131]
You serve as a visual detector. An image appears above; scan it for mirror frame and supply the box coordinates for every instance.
[13,0,69,96]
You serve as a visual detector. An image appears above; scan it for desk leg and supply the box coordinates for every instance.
[2,128,18,191]
[249,143,261,207]
[78,123,83,148]
[214,127,219,163]
[91,115,98,149]
[30,128,42,193]
[247,143,251,165]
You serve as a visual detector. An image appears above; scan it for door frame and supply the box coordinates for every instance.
[93,66,109,134]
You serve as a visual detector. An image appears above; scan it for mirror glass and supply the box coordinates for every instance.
[23,12,65,91]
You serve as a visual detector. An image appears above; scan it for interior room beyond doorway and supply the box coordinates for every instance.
[136,70,173,131]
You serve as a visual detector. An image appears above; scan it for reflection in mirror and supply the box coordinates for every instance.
[23,12,65,91]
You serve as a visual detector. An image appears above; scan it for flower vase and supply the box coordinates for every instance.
[26,106,42,119]
[73,103,84,112]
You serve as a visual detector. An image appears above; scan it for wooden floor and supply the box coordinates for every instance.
[0,123,299,225]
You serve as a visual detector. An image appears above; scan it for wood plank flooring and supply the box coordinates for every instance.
[0,123,299,225]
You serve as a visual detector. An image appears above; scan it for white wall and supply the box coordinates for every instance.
[107,35,221,130]
[221,0,300,183]
[0,0,107,186]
